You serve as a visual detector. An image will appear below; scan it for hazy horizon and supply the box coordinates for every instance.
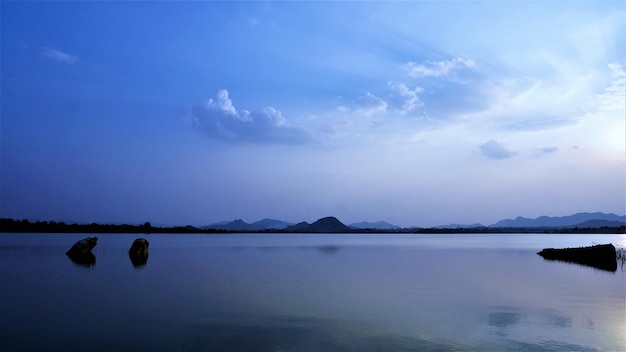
[2,1,625,228]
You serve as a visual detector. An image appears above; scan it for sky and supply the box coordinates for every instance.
[1,1,625,228]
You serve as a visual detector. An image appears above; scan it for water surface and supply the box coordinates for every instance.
[1,233,624,351]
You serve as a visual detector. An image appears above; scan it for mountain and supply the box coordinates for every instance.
[349,221,400,230]
[490,212,626,228]
[565,220,626,229]
[435,223,486,229]
[285,217,351,233]
[204,218,292,231]
[249,218,292,230]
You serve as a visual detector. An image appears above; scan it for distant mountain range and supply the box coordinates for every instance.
[202,212,625,232]
[349,221,400,230]
[489,212,626,228]
[435,223,486,229]
[203,218,292,231]
[3,212,624,234]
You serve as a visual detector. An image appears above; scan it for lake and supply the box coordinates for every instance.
[1,233,624,351]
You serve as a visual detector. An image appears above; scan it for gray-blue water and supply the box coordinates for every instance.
[1,233,624,351]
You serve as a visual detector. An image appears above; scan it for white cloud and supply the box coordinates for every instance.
[388,82,423,114]
[480,140,516,159]
[189,89,311,144]
[405,57,475,77]
[457,56,623,133]
[41,47,77,64]
[351,92,388,117]
[205,89,239,117]
[595,62,625,115]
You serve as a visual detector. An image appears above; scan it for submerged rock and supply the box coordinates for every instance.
[538,243,617,272]
[129,238,149,267]
[66,237,98,267]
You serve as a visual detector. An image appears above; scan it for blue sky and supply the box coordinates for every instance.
[1,1,625,227]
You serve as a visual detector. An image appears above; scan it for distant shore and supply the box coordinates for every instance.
[1,218,624,234]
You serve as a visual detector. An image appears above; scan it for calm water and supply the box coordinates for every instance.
[1,233,624,351]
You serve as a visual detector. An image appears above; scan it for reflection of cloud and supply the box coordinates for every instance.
[480,140,516,159]
[42,47,77,64]
[551,315,572,328]
[488,308,521,337]
[488,311,521,328]
[188,89,311,144]
[187,315,471,351]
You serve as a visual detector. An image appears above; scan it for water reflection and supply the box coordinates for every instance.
[67,252,96,267]
[488,308,522,337]
[539,256,617,272]
[129,252,148,267]
[183,316,473,352]
[0,233,623,352]
[316,245,340,254]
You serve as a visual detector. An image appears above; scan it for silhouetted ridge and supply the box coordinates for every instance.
[205,218,292,231]
[350,221,400,230]
[310,217,350,232]
[491,212,626,228]
[284,217,351,233]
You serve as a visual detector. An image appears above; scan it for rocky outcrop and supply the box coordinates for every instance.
[129,238,149,267]
[538,243,617,272]
[66,237,98,267]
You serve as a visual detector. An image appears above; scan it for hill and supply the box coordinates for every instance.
[490,212,626,228]
[205,218,292,231]
[435,223,486,229]
[285,217,351,233]
[349,221,400,230]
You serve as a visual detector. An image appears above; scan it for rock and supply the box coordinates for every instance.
[66,237,98,267]
[66,237,98,256]
[538,243,617,272]
[129,238,149,267]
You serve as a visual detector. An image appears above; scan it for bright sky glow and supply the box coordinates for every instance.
[1,1,624,227]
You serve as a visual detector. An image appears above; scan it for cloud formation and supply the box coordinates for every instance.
[336,92,388,118]
[188,89,311,144]
[352,92,388,116]
[388,82,424,114]
[405,57,475,77]
[480,140,516,159]
[41,47,77,64]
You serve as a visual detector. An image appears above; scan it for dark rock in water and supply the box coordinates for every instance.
[66,237,98,267]
[129,238,149,267]
[538,243,617,272]
[66,236,98,256]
